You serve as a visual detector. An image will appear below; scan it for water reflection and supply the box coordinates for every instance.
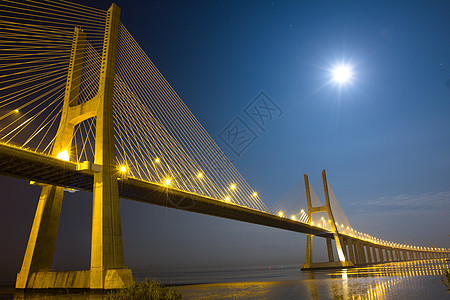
[1,259,449,299]
[326,259,450,300]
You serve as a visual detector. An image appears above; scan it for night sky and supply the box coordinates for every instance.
[1,0,450,281]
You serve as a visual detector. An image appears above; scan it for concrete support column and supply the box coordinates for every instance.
[90,4,131,290]
[15,26,87,290]
[366,245,373,264]
[373,247,380,263]
[305,234,313,266]
[15,186,65,288]
[348,239,356,264]
[358,243,367,264]
[340,237,348,261]
[326,238,334,262]
[357,243,363,264]
[378,247,383,262]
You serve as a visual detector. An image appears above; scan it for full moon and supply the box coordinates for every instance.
[332,64,353,84]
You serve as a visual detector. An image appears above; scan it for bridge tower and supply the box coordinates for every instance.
[15,4,133,289]
[301,170,354,269]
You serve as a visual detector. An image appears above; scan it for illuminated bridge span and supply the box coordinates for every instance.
[0,1,448,290]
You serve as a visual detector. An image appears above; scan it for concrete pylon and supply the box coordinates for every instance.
[301,170,353,270]
[16,4,132,290]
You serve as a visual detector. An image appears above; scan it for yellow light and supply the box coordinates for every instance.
[155,158,160,163]
[291,215,296,221]
[197,172,203,178]
[56,150,69,161]
[253,192,257,197]
[278,211,284,218]
[120,166,126,173]
[300,209,305,213]
[225,196,230,202]
[230,184,236,189]
[310,221,314,226]
[321,217,324,220]
[14,109,19,113]
[164,178,171,186]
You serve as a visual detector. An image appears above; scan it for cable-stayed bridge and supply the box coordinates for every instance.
[0,1,448,290]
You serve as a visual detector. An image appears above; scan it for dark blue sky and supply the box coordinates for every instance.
[1,0,449,279]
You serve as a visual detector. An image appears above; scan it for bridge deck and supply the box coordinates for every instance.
[0,143,332,238]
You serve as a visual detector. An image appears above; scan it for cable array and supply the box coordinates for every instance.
[113,24,268,211]
[269,179,309,222]
[0,0,268,212]
[0,0,105,156]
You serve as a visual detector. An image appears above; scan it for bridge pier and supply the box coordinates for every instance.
[367,244,373,264]
[340,237,349,261]
[376,247,382,262]
[301,172,353,270]
[360,243,367,264]
[15,4,132,290]
[326,238,335,262]
[375,247,381,263]
[347,238,356,263]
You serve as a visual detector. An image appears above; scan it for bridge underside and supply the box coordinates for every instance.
[0,143,331,238]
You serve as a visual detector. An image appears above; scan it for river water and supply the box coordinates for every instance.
[1,259,449,299]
